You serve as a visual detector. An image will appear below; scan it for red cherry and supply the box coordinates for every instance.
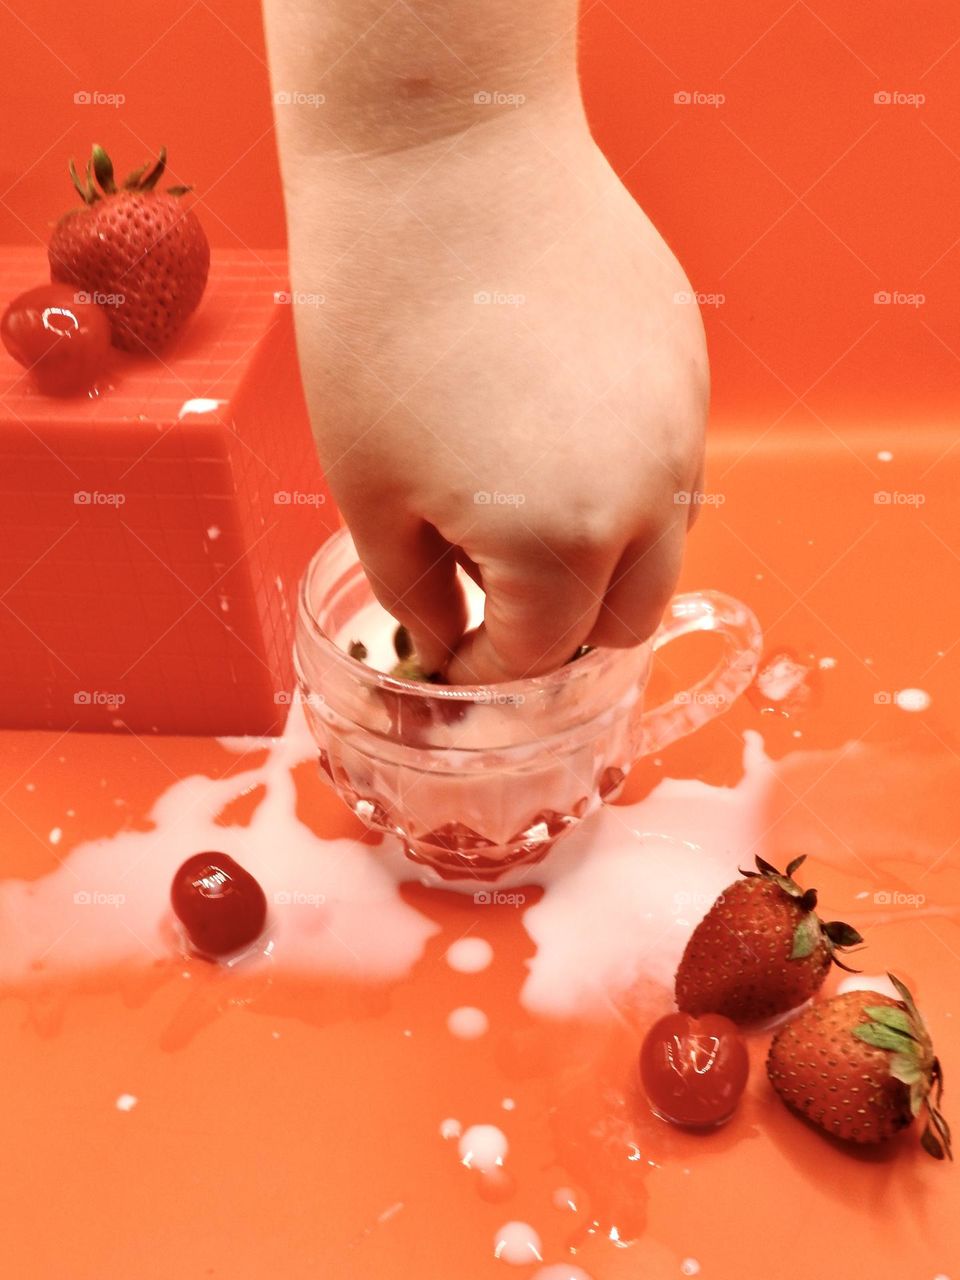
[1,283,111,395]
[170,852,268,957]
[639,1012,749,1127]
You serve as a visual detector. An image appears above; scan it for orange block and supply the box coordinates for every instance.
[0,247,337,735]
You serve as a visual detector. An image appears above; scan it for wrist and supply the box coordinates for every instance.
[265,0,581,160]
[281,95,596,262]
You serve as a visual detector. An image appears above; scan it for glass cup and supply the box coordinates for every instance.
[295,528,762,881]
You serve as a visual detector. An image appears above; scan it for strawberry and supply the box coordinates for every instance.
[767,975,952,1156]
[674,855,863,1022]
[48,144,209,353]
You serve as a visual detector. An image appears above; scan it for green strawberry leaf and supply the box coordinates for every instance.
[790,913,821,959]
[123,160,151,189]
[887,973,921,1022]
[785,855,807,878]
[68,158,87,202]
[754,855,781,877]
[823,921,864,947]
[799,887,819,912]
[140,146,168,192]
[866,1005,918,1037]
[91,144,116,195]
[920,1120,945,1160]
[853,1022,918,1053]
[167,185,192,196]
[930,1105,953,1154]
[889,1051,925,1087]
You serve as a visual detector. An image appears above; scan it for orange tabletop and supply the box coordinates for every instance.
[1,428,957,1280]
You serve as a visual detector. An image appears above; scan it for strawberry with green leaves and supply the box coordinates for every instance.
[674,855,863,1023]
[767,974,951,1157]
[48,144,209,353]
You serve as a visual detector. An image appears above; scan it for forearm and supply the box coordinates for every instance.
[262,0,581,158]
[263,0,599,362]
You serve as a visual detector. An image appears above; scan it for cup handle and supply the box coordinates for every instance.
[639,592,763,757]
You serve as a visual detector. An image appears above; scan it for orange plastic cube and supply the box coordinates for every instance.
[0,246,336,735]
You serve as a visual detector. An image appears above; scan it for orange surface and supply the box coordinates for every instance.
[2,1,960,426]
[2,432,958,1278]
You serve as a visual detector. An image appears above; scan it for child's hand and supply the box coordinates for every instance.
[266,6,708,681]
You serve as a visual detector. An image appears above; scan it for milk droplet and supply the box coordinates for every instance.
[494,1222,543,1265]
[459,1124,508,1172]
[446,937,493,973]
[681,1261,701,1277]
[877,450,893,462]
[532,1267,594,1280]
[206,526,221,541]
[115,1094,137,1112]
[48,828,62,845]
[447,1006,489,1039]
[552,1186,578,1212]
[894,688,930,713]
[501,1098,515,1111]
[440,1118,462,1140]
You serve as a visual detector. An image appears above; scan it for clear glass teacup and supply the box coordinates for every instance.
[295,528,762,881]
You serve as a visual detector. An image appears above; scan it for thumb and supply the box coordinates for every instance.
[350,517,467,675]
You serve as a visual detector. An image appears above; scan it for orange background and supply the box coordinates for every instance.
[2,0,959,429]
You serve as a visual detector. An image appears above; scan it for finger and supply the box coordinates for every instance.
[447,541,613,683]
[350,518,467,674]
[586,522,685,649]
